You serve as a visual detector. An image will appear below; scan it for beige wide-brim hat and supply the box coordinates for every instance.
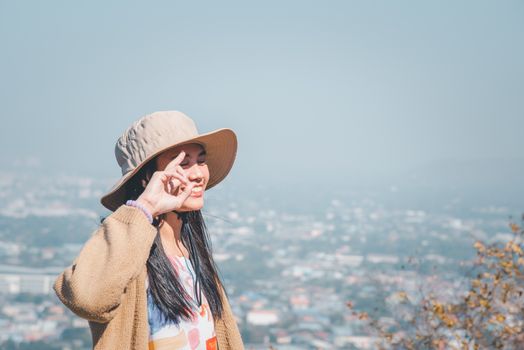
[100,111,237,212]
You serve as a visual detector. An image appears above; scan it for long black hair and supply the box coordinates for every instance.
[125,156,224,325]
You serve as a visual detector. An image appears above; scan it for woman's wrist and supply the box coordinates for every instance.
[126,198,156,223]
[136,196,158,216]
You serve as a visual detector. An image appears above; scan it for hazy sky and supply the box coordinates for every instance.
[1,1,522,192]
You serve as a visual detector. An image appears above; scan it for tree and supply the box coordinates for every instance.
[348,214,524,350]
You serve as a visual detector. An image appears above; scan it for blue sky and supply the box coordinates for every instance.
[1,1,522,195]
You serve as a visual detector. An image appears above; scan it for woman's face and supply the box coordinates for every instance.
[155,143,209,212]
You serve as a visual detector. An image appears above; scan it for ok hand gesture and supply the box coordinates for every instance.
[136,151,196,217]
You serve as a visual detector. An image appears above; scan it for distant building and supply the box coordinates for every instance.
[366,254,399,264]
[0,273,55,294]
[247,309,279,326]
[289,294,309,310]
[0,265,63,294]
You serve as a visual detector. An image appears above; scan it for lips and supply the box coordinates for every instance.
[180,183,205,197]
[191,186,203,194]
[189,185,204,197]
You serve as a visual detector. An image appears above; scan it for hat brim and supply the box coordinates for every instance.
[100,128,237,212]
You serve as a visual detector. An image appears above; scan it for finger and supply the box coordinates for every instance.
[163,173,188,193]
[177,181,196,201]
[164,171,188,184]
[162,172,188,193]
[175,165,189,181]
[145,171,167,192]
[164,151,186,172]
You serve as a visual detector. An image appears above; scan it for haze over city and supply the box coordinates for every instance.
[0,2,523,348]
[1,0,522,205]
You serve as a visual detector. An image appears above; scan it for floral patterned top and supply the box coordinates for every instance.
[146,254,217,350]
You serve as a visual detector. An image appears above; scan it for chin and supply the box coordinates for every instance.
[180,197,204,212]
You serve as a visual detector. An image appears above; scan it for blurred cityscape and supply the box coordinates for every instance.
[0,171,519,350]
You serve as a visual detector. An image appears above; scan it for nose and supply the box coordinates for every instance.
[187,165,204,183]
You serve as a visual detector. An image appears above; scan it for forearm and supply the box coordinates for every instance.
[53,205,157,322]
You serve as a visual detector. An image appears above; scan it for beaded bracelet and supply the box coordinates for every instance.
[125,200,153,224]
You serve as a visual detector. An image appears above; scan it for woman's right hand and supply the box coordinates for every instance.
[135,151,196,217]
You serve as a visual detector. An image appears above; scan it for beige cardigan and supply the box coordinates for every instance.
[53,205,244,350]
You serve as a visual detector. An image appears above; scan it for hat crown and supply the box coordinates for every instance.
[115,111,199,175]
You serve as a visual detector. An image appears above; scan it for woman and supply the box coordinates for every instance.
[53,111,244,350]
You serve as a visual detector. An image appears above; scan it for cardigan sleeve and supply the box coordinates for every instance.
[53,205,157,323]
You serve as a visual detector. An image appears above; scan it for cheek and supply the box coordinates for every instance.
[203,166,210,181]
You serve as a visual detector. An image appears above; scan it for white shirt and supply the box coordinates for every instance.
[146,254,217,350]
